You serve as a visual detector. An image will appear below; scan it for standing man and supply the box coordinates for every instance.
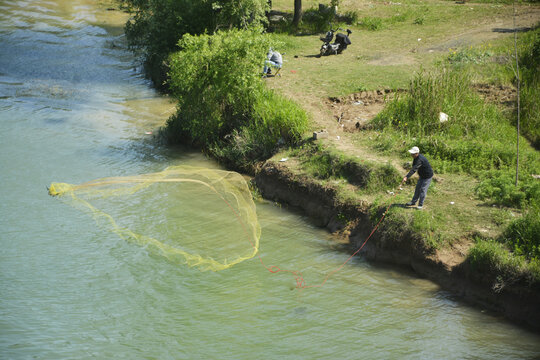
[403,146,433,210]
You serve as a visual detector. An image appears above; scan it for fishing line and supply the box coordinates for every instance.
[256,182,404,290]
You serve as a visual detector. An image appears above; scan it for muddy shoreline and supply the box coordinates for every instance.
[254,161,540,332]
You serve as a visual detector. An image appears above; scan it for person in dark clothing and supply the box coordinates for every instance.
[402,146,433,209]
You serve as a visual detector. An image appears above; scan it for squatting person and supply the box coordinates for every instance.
[402,146,433,210]
[262,48,282,77]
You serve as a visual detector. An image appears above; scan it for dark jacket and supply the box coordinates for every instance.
[406,154,433,179]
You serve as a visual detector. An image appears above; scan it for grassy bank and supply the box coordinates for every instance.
[265,1,540,285]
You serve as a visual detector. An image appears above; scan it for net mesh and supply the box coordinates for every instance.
[49,165,260,271]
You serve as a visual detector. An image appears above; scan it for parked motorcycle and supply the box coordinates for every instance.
[319,28,352,56]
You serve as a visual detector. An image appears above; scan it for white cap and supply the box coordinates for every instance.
[408,146,419,154]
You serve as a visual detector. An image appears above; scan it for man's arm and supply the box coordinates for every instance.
[404,158,421,181]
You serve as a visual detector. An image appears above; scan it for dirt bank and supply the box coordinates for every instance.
[254,161,540,332]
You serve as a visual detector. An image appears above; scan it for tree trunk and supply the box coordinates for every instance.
[292,0,302,28]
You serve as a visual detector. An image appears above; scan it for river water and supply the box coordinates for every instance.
[1,1,539,359]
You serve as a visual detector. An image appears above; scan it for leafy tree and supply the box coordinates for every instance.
[119,0,269,86]
[122,0,213,61]
[213,0,269,30]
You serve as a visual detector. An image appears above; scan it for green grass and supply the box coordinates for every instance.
[467,238,540,285]
[266,0,524,100]
[502,206,540,260]
[370,66,540,176]
[289,142,401,190]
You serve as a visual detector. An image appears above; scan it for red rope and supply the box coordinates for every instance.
[257,182,403,290]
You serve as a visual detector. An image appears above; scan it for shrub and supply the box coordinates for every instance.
[475,171,540,208]
[467,240,525,279]
[373,68,478,136]
[446,46,494,65]
[413,16,425,25]
[502,206,540,260]
[338,11,358,25]
[214,89,309,165]
[167,30,269,145]
[300,6,336,34]
[467,239,540,285]
[165,29,308,167]
[359,17,383,31]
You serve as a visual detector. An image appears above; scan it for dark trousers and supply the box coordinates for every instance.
[412,177,432,206]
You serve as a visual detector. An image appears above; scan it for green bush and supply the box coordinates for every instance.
[373,68,481,136]
[502,206,540,260]
[213,89,309,165]
[121,1,212,57]
[165,29,308,167]
[298,6,336,34]
[167,30,269,145]
[467,239,526,279]
[475,171,540,208]
[446,46,494,65]
[413,16,425,25]
[338,11,358,25]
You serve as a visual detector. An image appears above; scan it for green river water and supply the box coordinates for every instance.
[1,1,539,359]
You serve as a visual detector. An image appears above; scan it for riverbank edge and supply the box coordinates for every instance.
[253,160,540,332]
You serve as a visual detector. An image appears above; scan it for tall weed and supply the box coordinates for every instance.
[372,67,540,175]
[502,206,540,260]
[359,17,383,31]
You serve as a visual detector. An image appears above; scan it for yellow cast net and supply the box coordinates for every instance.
[48,165,261,271]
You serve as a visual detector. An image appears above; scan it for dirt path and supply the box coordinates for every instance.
[421,6,540,54]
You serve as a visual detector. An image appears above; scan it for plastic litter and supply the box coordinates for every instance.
[439,112,449,123]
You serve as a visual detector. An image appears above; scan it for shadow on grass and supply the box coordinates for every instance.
[492,27,532,33]
[390,203,412,209]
